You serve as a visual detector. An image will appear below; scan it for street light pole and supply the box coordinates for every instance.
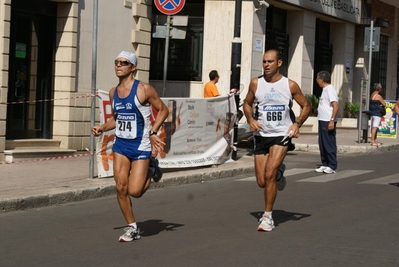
[231,0,242,160]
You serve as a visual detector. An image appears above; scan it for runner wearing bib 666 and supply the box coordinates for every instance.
[243,49,311,232]
[92,51,169,242]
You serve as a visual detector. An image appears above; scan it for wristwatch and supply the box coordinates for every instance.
[330,118,335,121]
[149,130,157,136]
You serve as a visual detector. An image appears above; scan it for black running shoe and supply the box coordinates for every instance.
[150,157,163,182]
[276,163,286,191]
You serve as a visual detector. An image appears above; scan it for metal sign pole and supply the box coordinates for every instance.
[89,0,98,178]
[358,78,363,143]
[363,20,374,144]
[162,16,171,97]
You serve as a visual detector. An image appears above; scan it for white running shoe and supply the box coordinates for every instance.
[119,227,141,242]
[258,216,275,232]
[276,163,286,191]
[323,167,336,174]
[315,166,327,173]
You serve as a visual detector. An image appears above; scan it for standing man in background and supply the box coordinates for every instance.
[243,49,311,232]
[92,51,169,242]
[314,71,339,174]
[204,70,220,98]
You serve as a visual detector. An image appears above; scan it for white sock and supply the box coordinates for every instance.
[263,211,272,218]
[128,222,137,229]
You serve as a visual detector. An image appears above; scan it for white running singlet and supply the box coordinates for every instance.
[254,76,294,137]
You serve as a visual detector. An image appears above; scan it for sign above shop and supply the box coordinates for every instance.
[277,0,362,24]
[154,0,185,16]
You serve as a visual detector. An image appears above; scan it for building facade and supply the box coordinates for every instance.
[0,0,398,161]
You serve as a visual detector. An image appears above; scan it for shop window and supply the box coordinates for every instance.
[371,35,388,96]
[150,2,204,81]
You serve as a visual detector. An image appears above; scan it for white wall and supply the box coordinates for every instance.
[77,0,135,93]
[331,22,355,117]
[202,1,235,96]
[287,10,316,115]
[202,0,265,99]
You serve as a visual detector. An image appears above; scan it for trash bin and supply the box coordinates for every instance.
[359,110,370,143]
[360,111,370,130]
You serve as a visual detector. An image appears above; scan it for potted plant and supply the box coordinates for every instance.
[345,102,360,118]
[305,94,319,116]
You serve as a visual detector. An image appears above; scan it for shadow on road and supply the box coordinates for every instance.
[132,219,185,237]
[250,210,311,226]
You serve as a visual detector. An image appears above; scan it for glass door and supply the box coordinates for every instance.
[6,0,56,139]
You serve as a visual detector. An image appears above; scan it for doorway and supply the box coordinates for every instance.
[313,19,333,98]
[6,0,56,139]
[266,6,289,77]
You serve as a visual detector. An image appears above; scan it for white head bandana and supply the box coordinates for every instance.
[116,51,138,66]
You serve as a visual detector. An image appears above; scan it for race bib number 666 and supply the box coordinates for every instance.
[262,105,286,127]
[115,113,137,139]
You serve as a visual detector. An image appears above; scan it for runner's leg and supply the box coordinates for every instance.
[113,152,135,224]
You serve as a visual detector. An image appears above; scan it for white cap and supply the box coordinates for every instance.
[116,51,137,66]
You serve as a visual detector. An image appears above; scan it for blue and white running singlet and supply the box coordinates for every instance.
[112,80,152,159]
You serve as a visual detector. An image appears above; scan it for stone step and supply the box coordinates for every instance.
[4,148,77,163]
[300,117,358,134]
[6,139,61,149]
[4,139,77,163]
[301,127,359,135]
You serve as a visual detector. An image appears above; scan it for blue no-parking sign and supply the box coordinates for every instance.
[154,0,185,15]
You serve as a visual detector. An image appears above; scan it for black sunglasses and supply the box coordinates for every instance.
[114,60,131,66]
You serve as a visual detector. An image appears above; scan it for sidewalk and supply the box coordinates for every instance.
[1,129,398,213]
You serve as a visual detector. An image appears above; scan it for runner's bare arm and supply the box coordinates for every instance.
[289,79,311,127]
[243,77,261,132]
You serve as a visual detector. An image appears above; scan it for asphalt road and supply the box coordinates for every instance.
[1,151,398,267]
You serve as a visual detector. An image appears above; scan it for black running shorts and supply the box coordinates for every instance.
[253,135,292,155]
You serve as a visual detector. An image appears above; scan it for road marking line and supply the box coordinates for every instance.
[236,176,256,181]
[236,168,313,182]
[286,168,315,176]
[297,170,374,183]
[358,173,399,185]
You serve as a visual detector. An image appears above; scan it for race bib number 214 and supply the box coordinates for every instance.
[115,113,137,139]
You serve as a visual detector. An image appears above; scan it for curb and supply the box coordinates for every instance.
[0,165,255,213]
[294,144,399,154]
[0,185,116,213]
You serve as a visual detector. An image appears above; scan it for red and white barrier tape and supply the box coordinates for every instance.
[0,93,98,105]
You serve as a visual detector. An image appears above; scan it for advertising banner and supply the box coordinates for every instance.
[377,100,397,138]
[96,91,237,177]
